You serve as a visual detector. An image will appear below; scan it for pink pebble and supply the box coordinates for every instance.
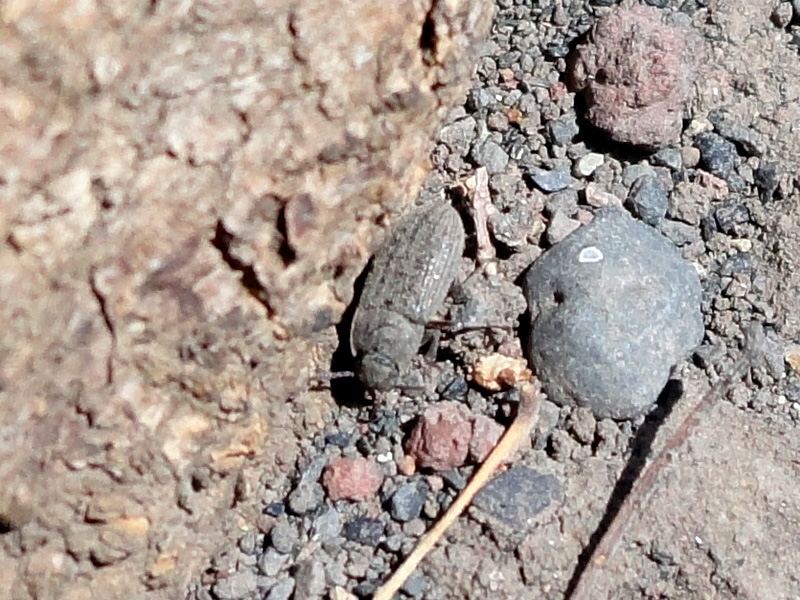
[405,402,472,472]
[322,457,383,501]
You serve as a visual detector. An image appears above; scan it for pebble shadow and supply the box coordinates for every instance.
[564,377,685,596]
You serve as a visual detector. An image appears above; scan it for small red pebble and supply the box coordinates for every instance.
[322,457,383,502]
[405,402,472,472]
[469,415,505,463]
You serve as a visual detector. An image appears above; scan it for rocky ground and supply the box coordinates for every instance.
[190,0,800,598]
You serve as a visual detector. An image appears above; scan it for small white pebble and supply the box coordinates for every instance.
[584,182,622,208]
[376,452,393,463]
[575,152,605,177]
[730,238,753,252]
[578,246,603,263]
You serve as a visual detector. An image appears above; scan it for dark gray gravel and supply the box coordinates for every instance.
[625,175,669,227]
[473,466,561,530]
[401,572,428,598]
[661,219,701,246]
[695,131,739,179]
[471,138,510,174]
[528,164,573,192]
[652,146,683,170]
[389,481,427,523]
[523,208,704,418]
[708,109,766,156]
[343,517,385,547]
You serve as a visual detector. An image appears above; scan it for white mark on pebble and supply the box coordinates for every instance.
[578,246,604,263]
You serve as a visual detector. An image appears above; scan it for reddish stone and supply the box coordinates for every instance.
[469,415,505,463]
[322,457,383,502]
[548,81,568,103]
[568,4,701,149]
[405,402,472,472]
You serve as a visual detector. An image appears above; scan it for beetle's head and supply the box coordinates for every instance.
[356,351,402,392]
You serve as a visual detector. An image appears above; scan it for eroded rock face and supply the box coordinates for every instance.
[0,0,493,597]
[568,3,701,150]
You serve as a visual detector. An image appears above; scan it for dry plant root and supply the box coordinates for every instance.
[568,323,763,600]
[373,380,543,600]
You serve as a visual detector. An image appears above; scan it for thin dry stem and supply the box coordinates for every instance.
[373,381,542,600]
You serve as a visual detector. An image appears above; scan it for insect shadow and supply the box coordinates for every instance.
[323,267,370,408]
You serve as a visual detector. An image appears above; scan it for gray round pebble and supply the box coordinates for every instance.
[625,175,668,227]
[293,560,326,600]
[439,117,476,156]
[212,571,259,600]
[267,578,295,600]
[467,87,496,111]
[258,549,288,577]
[621,163,658,188]
[312,505,342,541]
[401,573,428,598]
[471,139,509,174]
[651,147,682,171]
[472,465,561,530]
[523,208,704,419]
[270,519,300,554]
[238,530,261,556]
[714,201,750,235]
[389,482,426,522]
[287,482,324,515]
[547,115,580,146]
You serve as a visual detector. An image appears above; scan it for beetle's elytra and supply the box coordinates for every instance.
[351,202,465,391]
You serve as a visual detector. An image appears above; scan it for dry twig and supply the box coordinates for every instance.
[373,380,543,600]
